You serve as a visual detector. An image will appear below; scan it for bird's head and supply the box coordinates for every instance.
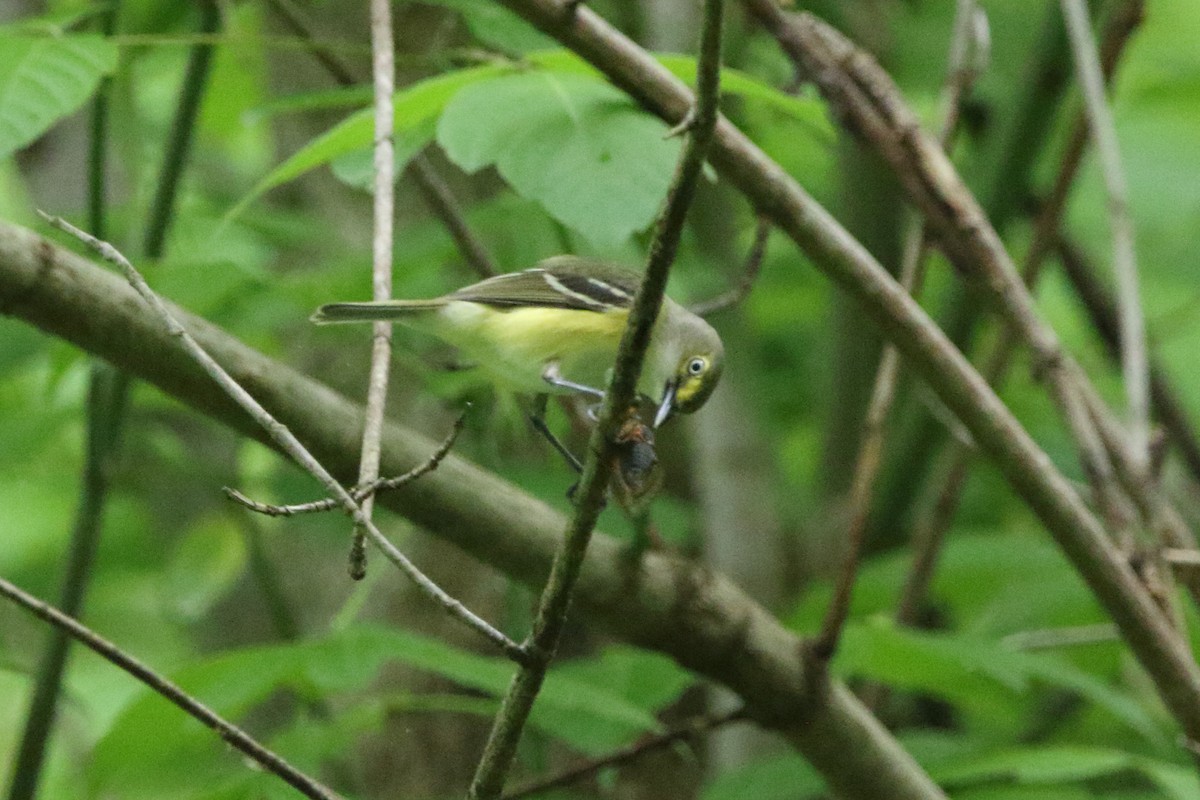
[653,312,724,427]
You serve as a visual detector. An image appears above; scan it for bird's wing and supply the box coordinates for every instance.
[450,257,640,312]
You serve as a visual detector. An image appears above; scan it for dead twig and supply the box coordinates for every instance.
[39,212,527,666]
[225,411,465,516]
[502,707,747,800]
[887,0,1150,638]
[690,215,770,316]
[812,0,986,661]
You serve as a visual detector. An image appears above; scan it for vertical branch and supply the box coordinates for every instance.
[464,2,726,797]
[263,0,499,279]
[889,0,1146,635]
[813,0,984,660]
[43,212,526,661]
[7,5,220,798]
[143,0,220,260]
[869,4,1072,545]
[349,0,397,579]
[1060,0,1149,466]
[5,376,124,800]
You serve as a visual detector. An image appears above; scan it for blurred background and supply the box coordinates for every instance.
[3,0,1200,797]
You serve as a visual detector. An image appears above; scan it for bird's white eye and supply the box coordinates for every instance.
[687,357,706,376]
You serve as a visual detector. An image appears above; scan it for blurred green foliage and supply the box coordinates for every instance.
[3,0,1200,798]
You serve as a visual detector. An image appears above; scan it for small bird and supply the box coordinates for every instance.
[312,256,724,427]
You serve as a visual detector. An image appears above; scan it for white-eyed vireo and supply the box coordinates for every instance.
[312,256,724,426]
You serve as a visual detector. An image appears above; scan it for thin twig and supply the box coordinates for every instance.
[263,0,499,278]
[773,6,1141,547]
[225,411,465,516]
[0,215,939,800]
[0,575,341,800]
[464,2,726,797]
[865,4,1078,546]
[348,0,398,580]
[1057,239,1200,612]
[266,0,359,84]
[812,0,985,661]
[409,158,499,278]
[1165,550,1200,569]
[1002,623,1119,651]
[501,707,747,800]
[39,212,527,665]
[1061,0,1149,467]
[1056,236,1200,486]
[144,0,220,259]
[888,0,1148,635]
[690,215,770,316]
[6,8,122,799]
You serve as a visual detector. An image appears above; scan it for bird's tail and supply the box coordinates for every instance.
[311,299,444,324]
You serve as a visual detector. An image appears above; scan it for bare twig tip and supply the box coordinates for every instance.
[664,106,697,139]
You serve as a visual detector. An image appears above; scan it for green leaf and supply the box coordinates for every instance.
[836,619,1165,744]
[525,50,833,143]
[701,754,823,800]
[0,34,117,160]
[1137,758,1200,800]
[328,115,439,192]
[934,746,1132,786]
[418,0,557,53]
[919,737,1197,798]
[0,317,45,375]
[951,787,1092,800]
[437,71,680,245]
[226,62,505,220]
[0,5,110,37]
[161,516,247,622]
[657,54,831,138]
[245,85,374,123]
[787,531,1100,637]
[92,624,679,797]
[553,646,692,712]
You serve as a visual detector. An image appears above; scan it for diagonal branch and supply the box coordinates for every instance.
[0,169,942,800]
[0,575,340,800]
[38,213,527,666]
[754,4,1136,542]
[813,0,985,661]
[465,2,727,797]
[891,0,1150,634]
[502,707,747,800]
[484,0,1200,745]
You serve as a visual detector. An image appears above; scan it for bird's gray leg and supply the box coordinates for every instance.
[528,394,582,474]
[541,361,605,400]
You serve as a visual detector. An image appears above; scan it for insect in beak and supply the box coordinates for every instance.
[654,380,677,428]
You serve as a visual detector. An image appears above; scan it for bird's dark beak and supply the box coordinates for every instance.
[654,381,677,428]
